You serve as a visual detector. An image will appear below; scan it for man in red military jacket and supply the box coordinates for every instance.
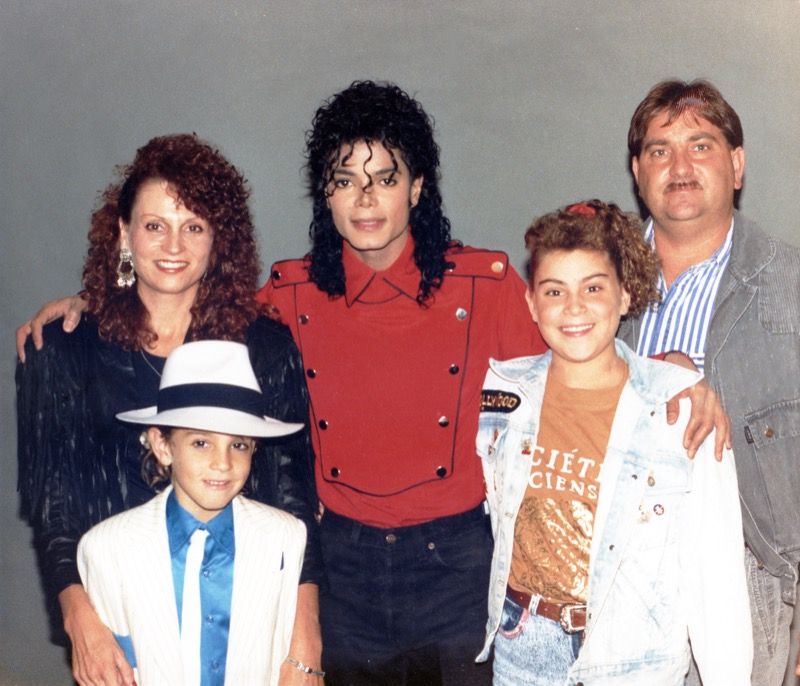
[258,81,545,685]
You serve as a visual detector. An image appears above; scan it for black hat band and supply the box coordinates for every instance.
[157,383,263,417]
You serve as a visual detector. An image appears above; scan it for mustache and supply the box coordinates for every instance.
[665,180,702,192]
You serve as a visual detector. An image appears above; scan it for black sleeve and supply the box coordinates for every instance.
[16,323,90,643]
[246,317,324,586]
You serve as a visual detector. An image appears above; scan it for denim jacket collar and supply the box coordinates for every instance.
[727,210,775,283]
[488,340,700,408]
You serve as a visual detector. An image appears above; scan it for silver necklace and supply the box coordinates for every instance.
[140,349,163,378]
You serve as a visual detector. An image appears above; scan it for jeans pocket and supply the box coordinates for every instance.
[426,518,493,572]
[498,595,529,639]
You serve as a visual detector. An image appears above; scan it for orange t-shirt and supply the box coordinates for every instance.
[508,370,626,604]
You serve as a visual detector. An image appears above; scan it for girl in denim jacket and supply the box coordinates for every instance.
[476,200,751,685]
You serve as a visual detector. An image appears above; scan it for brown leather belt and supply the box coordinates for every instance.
[506,584,587,634]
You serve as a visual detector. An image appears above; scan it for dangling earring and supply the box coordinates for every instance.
[117,248,136,288]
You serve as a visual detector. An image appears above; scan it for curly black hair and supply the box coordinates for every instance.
[305,80,456,305]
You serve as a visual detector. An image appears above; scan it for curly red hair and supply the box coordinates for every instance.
[525,199,661,318]
[82,133,261,349]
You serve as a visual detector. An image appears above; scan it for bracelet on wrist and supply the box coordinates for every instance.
[285,656,326,678]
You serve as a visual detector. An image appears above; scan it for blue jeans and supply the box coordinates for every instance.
[493,595,581,686]
[319,505,493,686]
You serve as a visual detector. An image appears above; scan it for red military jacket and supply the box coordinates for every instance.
[257,237,547,527]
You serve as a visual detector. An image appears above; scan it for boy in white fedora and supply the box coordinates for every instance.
[77,340,313,686]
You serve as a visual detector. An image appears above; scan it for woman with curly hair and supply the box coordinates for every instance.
[477,200,751,684]
[17,134,322,686]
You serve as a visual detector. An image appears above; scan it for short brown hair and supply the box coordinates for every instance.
[525,200,661,318]
[628,79,743,158]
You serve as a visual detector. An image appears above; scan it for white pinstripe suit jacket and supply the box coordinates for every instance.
[77,487,306,685]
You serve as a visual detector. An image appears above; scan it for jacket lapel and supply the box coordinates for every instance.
[585,383,649,643]
[704,213,769,376]
[225,497,285,684]
[124,489,185,682]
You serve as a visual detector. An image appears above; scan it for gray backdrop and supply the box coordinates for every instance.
[2,2,798,684]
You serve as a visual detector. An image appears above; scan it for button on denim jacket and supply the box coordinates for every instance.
[476,341,752,685]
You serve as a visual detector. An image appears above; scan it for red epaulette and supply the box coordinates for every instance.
[268,257,312,288]
[445,245,510,280]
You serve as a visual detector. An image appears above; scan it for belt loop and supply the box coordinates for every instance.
[528,594,540,614]
[348,520,362,544]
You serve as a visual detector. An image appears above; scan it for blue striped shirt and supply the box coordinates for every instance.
[635,218,734,372]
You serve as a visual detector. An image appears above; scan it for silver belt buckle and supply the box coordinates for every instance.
[559,604,586,634]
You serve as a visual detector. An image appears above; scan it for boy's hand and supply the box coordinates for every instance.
[663,352,731,461]
[60,585,136,686]
[16,293,88,362]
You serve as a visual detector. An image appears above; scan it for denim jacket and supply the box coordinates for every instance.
[619,213,800,603]
[477,342,752,685]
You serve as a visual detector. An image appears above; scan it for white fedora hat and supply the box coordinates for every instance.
[117,340,303,438]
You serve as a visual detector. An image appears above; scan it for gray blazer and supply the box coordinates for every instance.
[618,211,800,602]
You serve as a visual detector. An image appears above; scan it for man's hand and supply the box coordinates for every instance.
[280,583,324,685]
[60,585,136,686]
[663,352,731,461]
[16,294,88,362]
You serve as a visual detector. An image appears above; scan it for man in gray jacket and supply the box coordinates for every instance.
[618,79,800,685]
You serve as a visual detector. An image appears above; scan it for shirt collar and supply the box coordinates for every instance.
[342,231,421,306]
[644,216,735,264]
[166,489,235,557]
[644,216,735,291]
